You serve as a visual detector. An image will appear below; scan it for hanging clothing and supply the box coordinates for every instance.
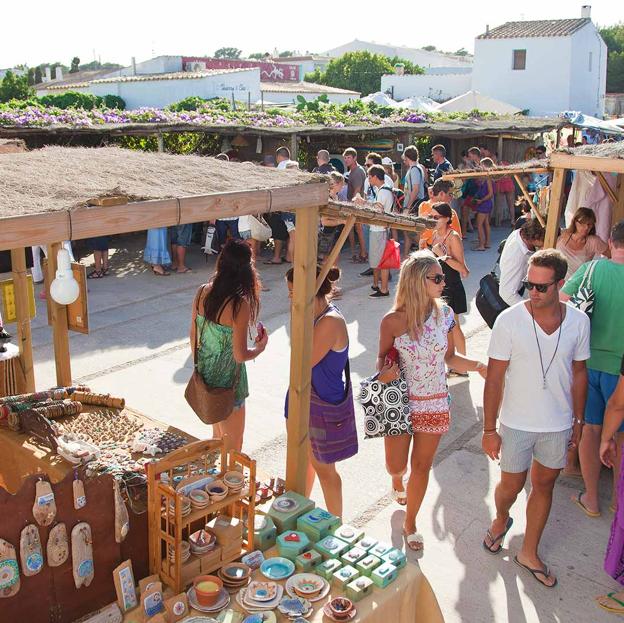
[564,171,595,228]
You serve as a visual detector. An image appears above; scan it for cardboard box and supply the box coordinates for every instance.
[207,515,243,544]
[199,546,222,573]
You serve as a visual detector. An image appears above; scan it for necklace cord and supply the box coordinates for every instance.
[530,301,563,389]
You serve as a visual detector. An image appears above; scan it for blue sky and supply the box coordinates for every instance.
[2,0,620,68]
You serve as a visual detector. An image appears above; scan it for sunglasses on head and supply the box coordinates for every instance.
[522,280,555,293]
[426,274,446,284]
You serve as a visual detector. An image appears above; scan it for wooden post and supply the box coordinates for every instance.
[290,133,298,162]
[595,171,618,204]
[544,168,566,249]
[497,135,504,161]
[286,205,319,494]
[156,133,164,153]
[615,174,624,225]
[316,215,356,295]
[10,248,35,393]
[512,174,546,227]
[46,242,72,387]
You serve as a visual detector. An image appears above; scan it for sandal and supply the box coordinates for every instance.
[596,592,624,614]
[392,489,407,506]
[87,270,103,279]
[263,259,284,265]
[403,531,424,552]
[151,267,170,276]
[513,555,557,588]
[572,491,601,518]
[482,517,513,554]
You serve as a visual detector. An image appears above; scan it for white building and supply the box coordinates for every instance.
[260,81,359,105]
[324,39,473,72]
[381,72,472,103]
[273,55,332,78]
[472,9,607,116]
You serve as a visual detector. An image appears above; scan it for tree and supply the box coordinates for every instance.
[248,52,268,60]
[69,57,80,73]
[305,51,424,95]
[278,51,294,57]
[214,47,242,59]
[422,45,437,51]
[387,56,426,75]
[600,23,624,92]
[27,67,36,86]
[454,48,469,56]
[0,70,35,102]
[34,66,43,84]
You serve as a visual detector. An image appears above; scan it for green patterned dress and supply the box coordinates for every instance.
[196,315,248,407]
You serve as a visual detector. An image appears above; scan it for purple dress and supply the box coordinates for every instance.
[476,180,494,214]
[606,446,624,583]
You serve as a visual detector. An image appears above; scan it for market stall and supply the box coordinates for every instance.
[0,145,440,623]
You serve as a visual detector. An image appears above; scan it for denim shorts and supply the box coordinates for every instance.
[499,424,571,472]
[170,224,193,247]
[239,230,252,240]
[585,368,623,431]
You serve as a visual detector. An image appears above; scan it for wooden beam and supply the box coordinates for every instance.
[615,174,624,225]
[550,152,624,175]
[286,205,319,494]
[497,135,504,161]
[0,184,329,252]
[290,134,298,161]
[544,168,566,249]
[9,248,35,393]
[513,174,546,227]
[442,167,550,181]
[316,215,356,294]
[46,243,72,387]
[595,172,618,204]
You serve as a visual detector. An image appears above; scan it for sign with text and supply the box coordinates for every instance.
[182,56,299,82]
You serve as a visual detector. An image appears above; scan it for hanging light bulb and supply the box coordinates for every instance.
[50,249,79,305]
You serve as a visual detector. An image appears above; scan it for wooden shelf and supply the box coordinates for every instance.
[182,491,248,527]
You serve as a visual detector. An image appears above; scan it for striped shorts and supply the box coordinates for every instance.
[499,424,572,473]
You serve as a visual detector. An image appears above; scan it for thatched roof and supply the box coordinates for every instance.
[0,146,321,216]
[555,142,624,160]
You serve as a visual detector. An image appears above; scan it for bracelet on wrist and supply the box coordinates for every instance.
[483,430,498,436]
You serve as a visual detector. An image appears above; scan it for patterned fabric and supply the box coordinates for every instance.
[360,372,412,438]
[605,445,624,584]
[196,316,248,404]
[394,305,455,435]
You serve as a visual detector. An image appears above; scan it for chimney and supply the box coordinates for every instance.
[486,24,490,35]
[44,66,52,82]
[56,66,63,81]
[581,5,591,18]
[131,57,137,76]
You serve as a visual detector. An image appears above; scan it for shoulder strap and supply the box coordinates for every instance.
[192,285,208,365]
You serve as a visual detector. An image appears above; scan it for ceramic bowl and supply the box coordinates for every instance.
[223,470,244,490]
[193,575,223,607]
[329,597,354,619]
[189,489,211,508]
[206,480,228,502]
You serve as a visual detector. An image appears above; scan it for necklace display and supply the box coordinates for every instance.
[529,302,563,390]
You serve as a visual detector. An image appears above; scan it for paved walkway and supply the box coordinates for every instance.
[8,227,617,623]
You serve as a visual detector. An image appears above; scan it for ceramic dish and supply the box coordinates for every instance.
[223,470,244,489]
[221,562,251,581]
[184,617,219,623]
[236,585,284,612]
[247,581,278,602]
[285,574,330,603]
[187,587,230,613]
[322,603,357,621]
[260,557,295,580]
[177,476,214,497]
[272,498,298,513]
[277,596,313,618]
[242,613,277,623]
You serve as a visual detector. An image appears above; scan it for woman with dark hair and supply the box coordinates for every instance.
[557,207,608,280]
[190,239,268,451]
[420,202,469,357]
[473,158,495,251]
[285,266,356,517]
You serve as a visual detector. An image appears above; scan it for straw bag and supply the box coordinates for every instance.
[249,215,272,242]
[184,287,240,425]
[569,259,598,319]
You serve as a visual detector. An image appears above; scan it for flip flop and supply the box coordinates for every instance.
[87,270,103,279]
[175,267,193,274]
[403,531,424,552]
[572,491,601,517]
[482,517,513,554]
[596,592,624,613]
[151,267,170,276]
[513,555,557,588]
[391,489,407,506]
[263,259,284,265]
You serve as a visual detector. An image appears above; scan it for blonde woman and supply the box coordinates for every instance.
[377,251,487,551]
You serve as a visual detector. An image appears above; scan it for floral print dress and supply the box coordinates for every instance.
[394,304,455,434]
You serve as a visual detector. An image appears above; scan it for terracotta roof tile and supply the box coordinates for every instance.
[477,18,591,39]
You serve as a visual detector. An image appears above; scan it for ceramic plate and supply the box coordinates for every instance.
[243,613,277,623]
[285,574,330,602]
[247,581,278,602]
[272,498,298,513]
[260,557,295,580]
[184,617,219,623]
[322,603,357,621]
[187,587,230,613]
[277,596,313,618]
[237,585,284,612]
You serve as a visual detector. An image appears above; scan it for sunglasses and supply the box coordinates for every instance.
[522,280,555,293]
[430,215,444,220]
[426,274,446,284]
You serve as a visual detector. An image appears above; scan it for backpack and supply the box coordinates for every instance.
[382,185,405,213]
[405,165,427,213]
[475,239,508,329]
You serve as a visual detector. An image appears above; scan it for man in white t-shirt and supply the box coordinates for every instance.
[355,165,394,298]
[481,249,589,588]
[499,219,545,306]
[275,146,297,170]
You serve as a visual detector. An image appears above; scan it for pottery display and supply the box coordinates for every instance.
[236,584,284,612]
[189,529,217,556]
[193,575,224,607]
[285,573,330,602]
[346,575,374,602]
[223,471,244,491]
[276,531,310,561]
[187,586,230,613]
[323,599,357,622]
[272,498,298,513]
[277,596,313,618]
[189,489,211,510]
[259,556,295,581]
[217,563,251,592]
[247,581,278,602]
[206,480,228,502]
[168,541,190,564]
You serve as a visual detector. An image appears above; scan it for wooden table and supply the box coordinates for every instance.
[122,546,444,623]
[0,405,194,494]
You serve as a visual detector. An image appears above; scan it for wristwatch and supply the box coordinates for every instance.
[574,418,584,425]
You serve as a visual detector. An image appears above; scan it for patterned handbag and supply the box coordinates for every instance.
[360,371,412,439]
[569,260,599,319]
